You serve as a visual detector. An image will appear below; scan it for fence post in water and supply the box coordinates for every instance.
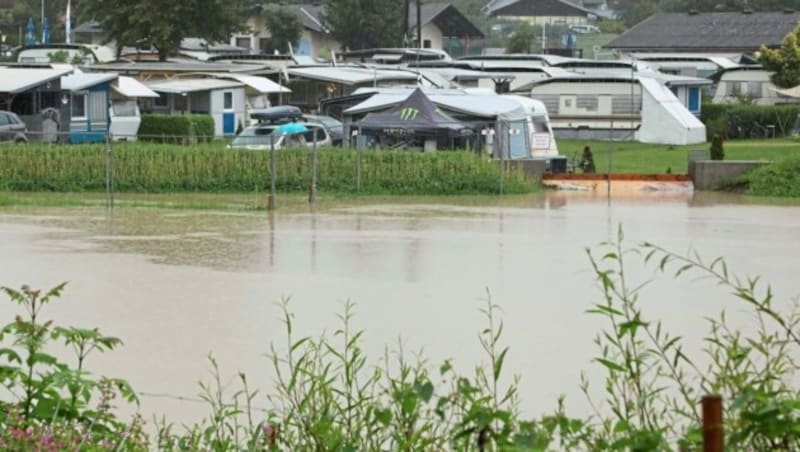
[702,395,723,452]
[268,133,277,211]
[309,127,318,203]
[356,126,363,191]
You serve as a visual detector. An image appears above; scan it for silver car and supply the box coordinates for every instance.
[0,111,27,143]
[230,123,332,150]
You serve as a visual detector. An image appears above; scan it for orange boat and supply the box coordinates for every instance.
[542,173,693,193]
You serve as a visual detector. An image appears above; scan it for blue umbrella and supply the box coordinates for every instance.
[42,17,50,45]
[25,18,36,46]
[276,122,308,135]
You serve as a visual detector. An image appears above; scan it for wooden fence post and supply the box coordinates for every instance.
[702,395,723,452]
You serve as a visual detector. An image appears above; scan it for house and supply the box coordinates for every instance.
[233,2,483,57]
[73,20,104,46]
[60,72,117,143]
[523,72,708,145]
[143,78,247,137]
[0,66,73,141]
[483,0,597,26]
[711,66,796,106]
[232,3,340,58]
[408,3,485,53]
[605,11,800,56]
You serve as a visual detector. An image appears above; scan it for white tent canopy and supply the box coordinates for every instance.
[637,77,706,145]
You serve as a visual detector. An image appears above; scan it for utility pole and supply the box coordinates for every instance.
[417,1,422,48]
[403,0,410,46]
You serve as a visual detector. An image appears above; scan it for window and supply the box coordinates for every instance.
[112,100,138,117]
[223,92,233,110]
[423,39,432,49]
[0,113,9,125]
[72,93,87,118]
[259,38,271,53]
[154,94,168,107]
[235,37,251,49]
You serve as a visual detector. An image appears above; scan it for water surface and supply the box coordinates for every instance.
[1,191,798,423]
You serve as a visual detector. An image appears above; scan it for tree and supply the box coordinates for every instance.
[759,25,800,88]
[79,0,248,61]
[505,21,534,54]
[324,0,405,50]
[262,7,302,54]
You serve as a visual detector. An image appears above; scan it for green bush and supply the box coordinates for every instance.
[139,114,215,144]
[710,134,724,160]
[744,156,800,197]
[701,103,800,140]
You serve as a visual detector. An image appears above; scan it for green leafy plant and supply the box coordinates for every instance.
[0,283,145,450]
[710,133,725,160]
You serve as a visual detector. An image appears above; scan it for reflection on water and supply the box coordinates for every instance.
[0,190,799,424]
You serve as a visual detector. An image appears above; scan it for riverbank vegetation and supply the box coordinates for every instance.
[2,231,799,450]
[739,155,800,198]
[0,143,533,196]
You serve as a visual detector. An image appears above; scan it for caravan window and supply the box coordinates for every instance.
[113,101,138,117]
[224,92,233,110]
[72,93,87,119]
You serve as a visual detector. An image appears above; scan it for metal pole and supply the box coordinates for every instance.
[500,123,506,196]
[608,119,613,206]
[268,133,276,211]
[356,126,362,190]
[702,395,724,452]
[417,0,422,48]
[309,127,317,203]
[105,131,114,209]
[403,0,410,46]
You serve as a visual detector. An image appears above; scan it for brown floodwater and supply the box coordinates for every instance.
[0,191,799,425]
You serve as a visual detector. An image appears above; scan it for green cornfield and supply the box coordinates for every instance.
[0,143,535,195]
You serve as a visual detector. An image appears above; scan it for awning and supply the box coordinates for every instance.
[62,73,118,91]
[112,76,159,98]
[0,67,74,94]
[146,78,244,94]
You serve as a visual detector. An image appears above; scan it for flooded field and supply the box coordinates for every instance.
[1,191,799,424]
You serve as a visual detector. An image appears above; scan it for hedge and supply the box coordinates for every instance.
[138,114,216,144]
[701,104,800,141]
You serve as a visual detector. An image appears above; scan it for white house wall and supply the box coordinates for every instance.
[421,23,443,50]
[209,87,246,136]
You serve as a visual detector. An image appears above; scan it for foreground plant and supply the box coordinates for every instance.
[0,283,147,450]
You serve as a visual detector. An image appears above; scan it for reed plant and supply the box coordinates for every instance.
[0,143,533,195]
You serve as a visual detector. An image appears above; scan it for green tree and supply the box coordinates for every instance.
[759,25,800,88]
[505,21,534,54]
[324,0,405,50]
[79,0,248,61]
[262,6,302,54]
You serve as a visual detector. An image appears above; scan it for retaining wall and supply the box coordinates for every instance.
[689,160,769,190]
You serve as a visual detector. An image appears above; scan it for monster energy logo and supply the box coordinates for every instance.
[400,108,419,120]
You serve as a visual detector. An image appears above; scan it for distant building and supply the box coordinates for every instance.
[483,0,597,26]
[605,11,800,55]
[233,2,483,58]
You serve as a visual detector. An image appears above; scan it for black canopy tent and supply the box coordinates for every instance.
[357,88,470,137]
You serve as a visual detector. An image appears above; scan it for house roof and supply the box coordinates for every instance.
[484,0,596,17]
[605,12,800,52]
[0,67,74,94]
[73,20,103,34]
[409,3,485,38]
[145,78,245,94]
[89,61,268,74]
[61,72,118,91]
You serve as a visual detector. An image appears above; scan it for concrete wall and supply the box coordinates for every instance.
[689,160,768,190]
[508,159,547,184]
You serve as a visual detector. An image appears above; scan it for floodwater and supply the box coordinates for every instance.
[0,191,799,425]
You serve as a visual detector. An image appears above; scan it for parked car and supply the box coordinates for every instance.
[568,24,600,34]
[302,115,344,145]
[0,111,27,143]
[229,122,332,150]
